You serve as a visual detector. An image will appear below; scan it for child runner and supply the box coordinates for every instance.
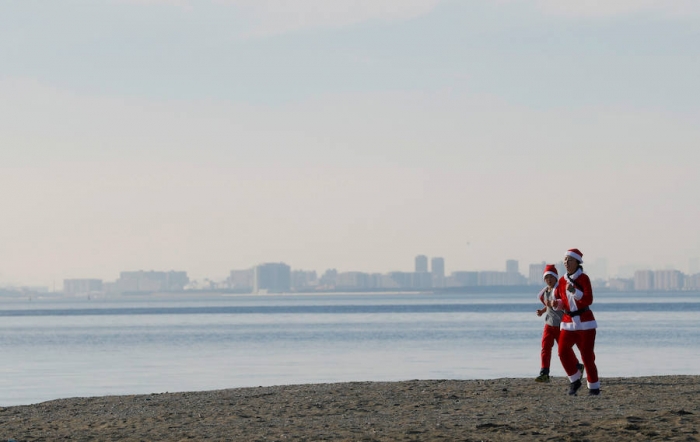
[535,264,583,382]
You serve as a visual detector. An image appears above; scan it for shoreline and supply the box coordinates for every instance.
[1,376,699,441]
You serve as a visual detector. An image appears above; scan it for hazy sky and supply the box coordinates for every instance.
[2,0,699,286]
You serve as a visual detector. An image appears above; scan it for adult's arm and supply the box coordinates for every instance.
[571,274,594,307]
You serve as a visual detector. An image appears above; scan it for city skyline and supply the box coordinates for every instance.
[5,252,700,293]
[50,259,700,295]
[2,251,700,288]
[2,1,699,287]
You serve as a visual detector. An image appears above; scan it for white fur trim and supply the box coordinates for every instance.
[561,320,597,331]
[568,268,583,280]
[542,271,558,280]
[566,289,578,315]
[588,381,600,389]
[537,288,546,302]
[568,371,582,382]
[565,250,583,263]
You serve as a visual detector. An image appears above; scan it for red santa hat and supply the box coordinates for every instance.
[542,264,558,280]
[565,248,584,263]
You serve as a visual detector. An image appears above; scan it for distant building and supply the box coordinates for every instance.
[412,272,433,289]
[654,270,683,291]
[377,274,399,289]
[431,257,445,288]
[634,270,654,291]
[369,273,384,289]
[291,270,318,291]
[115,271,188,293]
[166,271,189,290]
[388,271,413,288]
[415,255,428,273]
[504,260,525,285]
[507,273,527,285]
[478,271,508,286]
[684,273,700,290]
[319,269,338,289]
[335,272,373,290]
[228,269,254,291]
[449,271,478,287]
[64,279,103,295]
[253,263,291,293]
[528,262,546,285]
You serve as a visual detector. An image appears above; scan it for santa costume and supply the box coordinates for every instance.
[552,248,600,395]
[536,264,563,381]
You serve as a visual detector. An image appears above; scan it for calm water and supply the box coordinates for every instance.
[1,291,699,406]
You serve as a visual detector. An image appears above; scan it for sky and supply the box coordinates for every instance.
[1,0,699,286]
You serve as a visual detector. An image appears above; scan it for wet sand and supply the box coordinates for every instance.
[1,376,698,441]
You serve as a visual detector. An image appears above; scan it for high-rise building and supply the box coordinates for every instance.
[415,255,428,273]
[253,263,291,293]
[529,262,546,285]
[431,257,445,288]
[505,260,525,285]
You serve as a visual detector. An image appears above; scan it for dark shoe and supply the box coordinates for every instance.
[589,388,600,396]
[568,379,582,396]
[535,373,551,383]
[577,363,585,377]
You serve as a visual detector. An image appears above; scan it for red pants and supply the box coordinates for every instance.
[558,329,599,389]
[540,324,560,369]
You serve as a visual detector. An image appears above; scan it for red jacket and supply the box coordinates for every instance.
[553,269,597,331]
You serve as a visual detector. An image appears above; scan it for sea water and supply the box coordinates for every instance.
[1,291,699,406]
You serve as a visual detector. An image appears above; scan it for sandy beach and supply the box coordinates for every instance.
[1,375,698,441]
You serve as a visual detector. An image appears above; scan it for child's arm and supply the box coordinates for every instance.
[536,288,548,316]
